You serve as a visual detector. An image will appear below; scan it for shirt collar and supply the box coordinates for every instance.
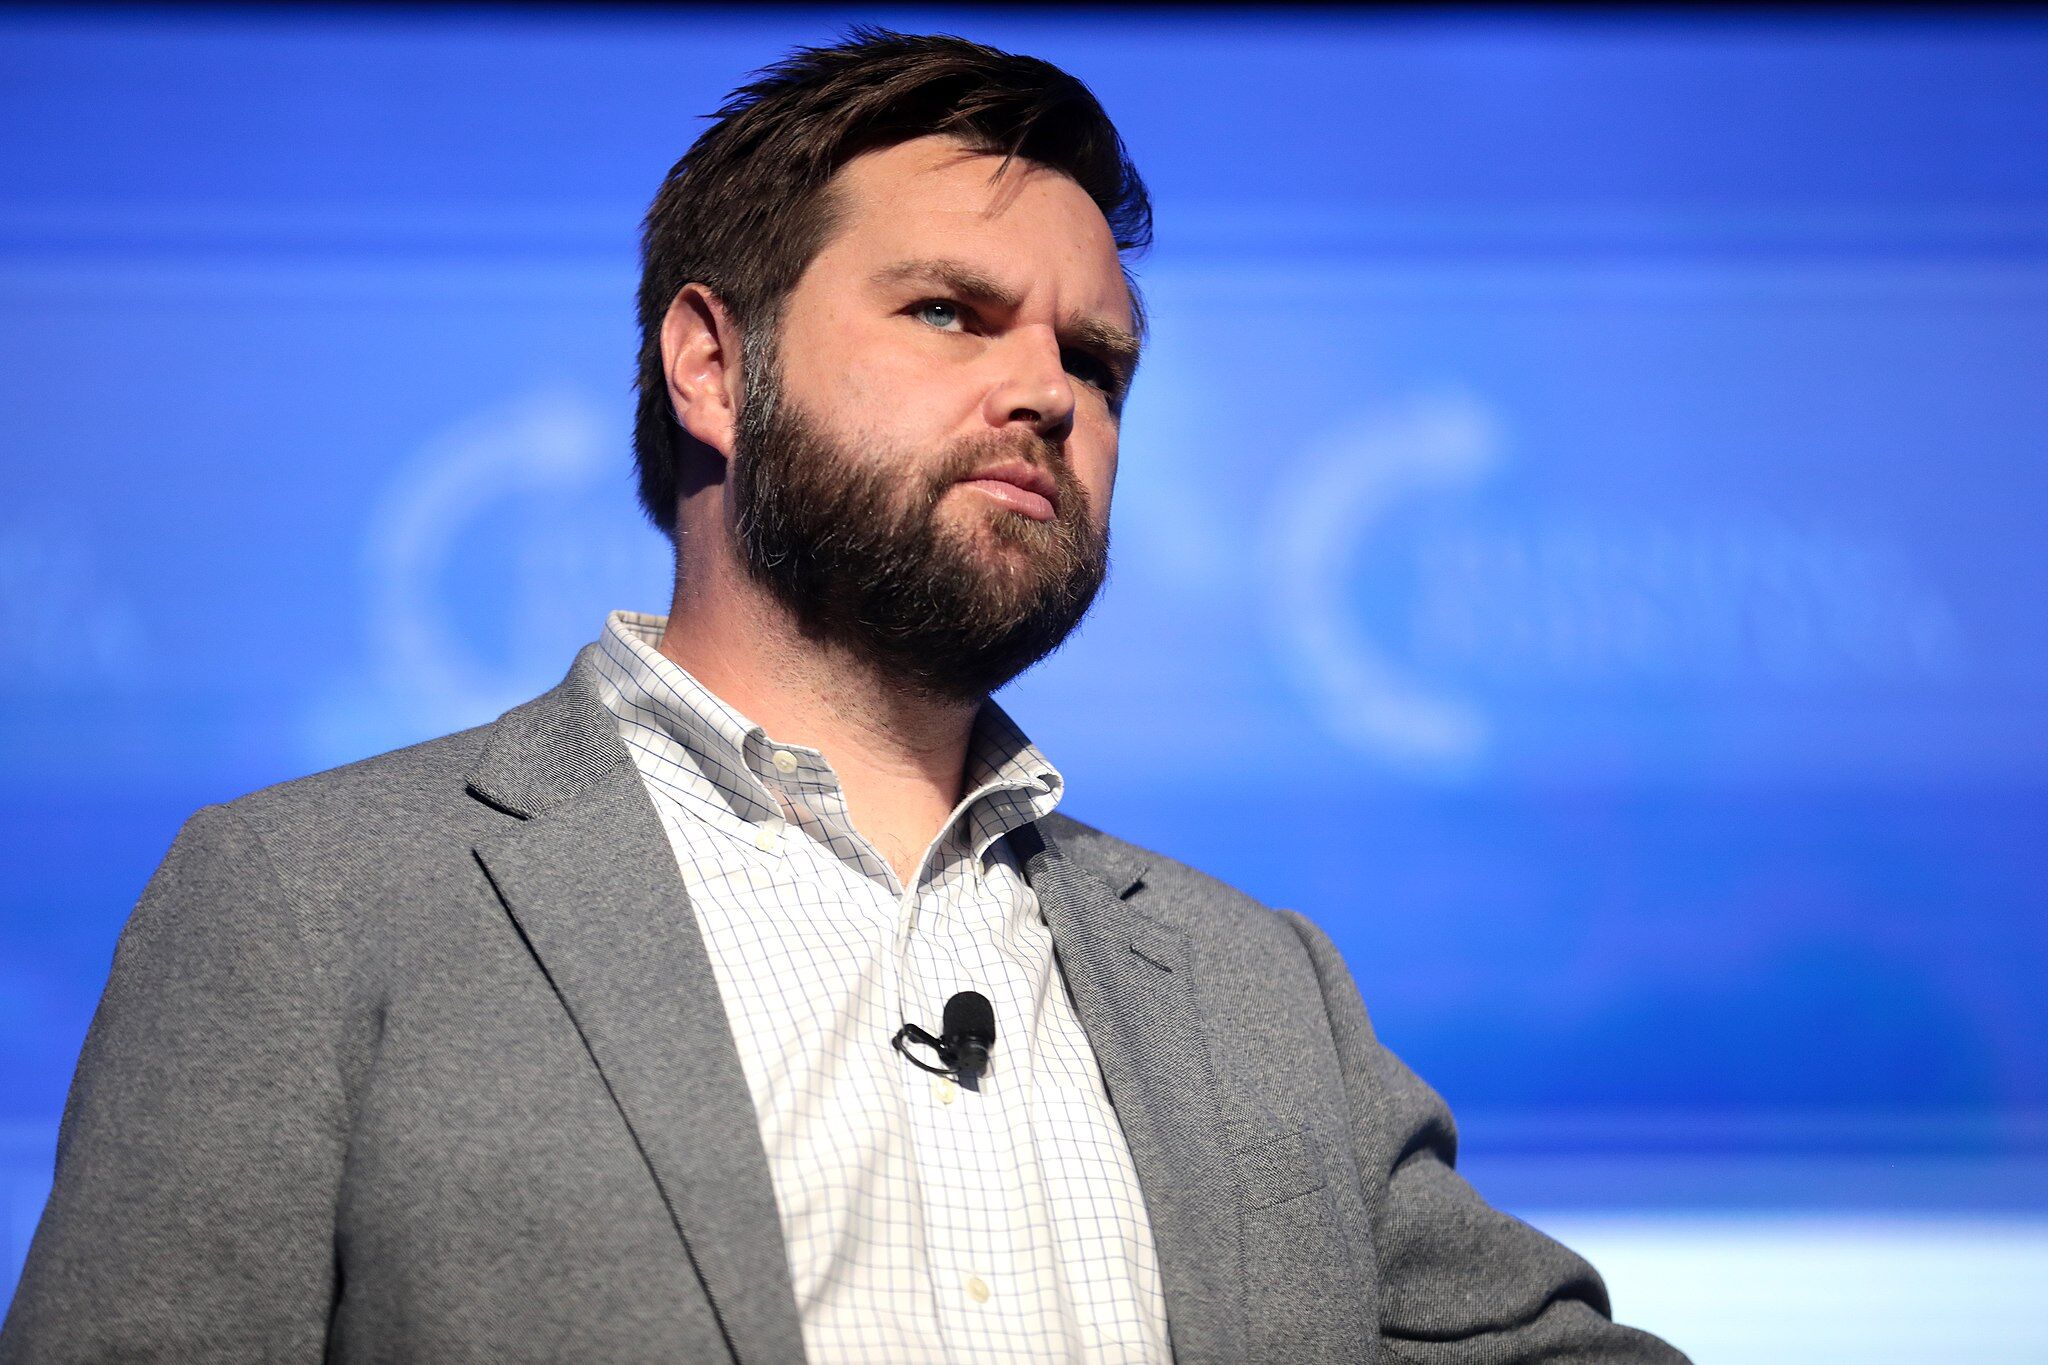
[958,699,1063,864]
[593,610,1063,856]
[596,610,784,823]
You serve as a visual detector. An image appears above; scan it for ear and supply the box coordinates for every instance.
[660,283,745,459]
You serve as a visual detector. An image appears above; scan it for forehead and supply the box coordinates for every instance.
[817,135,1133,326]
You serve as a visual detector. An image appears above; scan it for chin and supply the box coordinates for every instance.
[966,526,1071,589]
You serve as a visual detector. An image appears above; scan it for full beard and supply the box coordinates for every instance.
[729,375,1109,706]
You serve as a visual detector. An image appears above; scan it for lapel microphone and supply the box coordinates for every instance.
[893,990,996,1082]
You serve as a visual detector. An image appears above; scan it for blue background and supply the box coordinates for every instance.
[4,9,2046,1352]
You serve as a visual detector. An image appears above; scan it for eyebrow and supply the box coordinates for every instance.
[869,256,1143,391]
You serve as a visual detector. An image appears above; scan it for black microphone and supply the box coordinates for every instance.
[892,990,997,1081]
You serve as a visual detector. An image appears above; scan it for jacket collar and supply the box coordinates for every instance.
[466,645,631,820]
[1010,821,1249,1363]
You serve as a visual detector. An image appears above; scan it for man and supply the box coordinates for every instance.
[1,30,1685,1365]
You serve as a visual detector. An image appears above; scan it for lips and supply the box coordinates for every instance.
[956,459,1059,522]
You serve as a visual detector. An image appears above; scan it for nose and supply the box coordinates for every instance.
[980,325,1075,443]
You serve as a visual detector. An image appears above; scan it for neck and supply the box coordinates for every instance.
[656,552,980,885]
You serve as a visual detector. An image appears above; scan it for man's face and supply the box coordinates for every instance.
[729,134,1139,703]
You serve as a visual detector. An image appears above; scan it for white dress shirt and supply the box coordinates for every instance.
[591,611,1170,1364]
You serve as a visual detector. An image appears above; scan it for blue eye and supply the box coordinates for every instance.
[913,300,963,330]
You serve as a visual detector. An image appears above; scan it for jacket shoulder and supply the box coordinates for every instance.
[193,722,512,907]
[223,723,494,835]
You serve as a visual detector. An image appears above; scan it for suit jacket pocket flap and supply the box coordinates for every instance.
[1231,1128,1325,1211]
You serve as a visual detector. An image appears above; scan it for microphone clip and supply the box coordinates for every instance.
[892,990,996,1083]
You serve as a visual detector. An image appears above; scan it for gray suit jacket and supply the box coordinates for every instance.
[2,649,1685,1364]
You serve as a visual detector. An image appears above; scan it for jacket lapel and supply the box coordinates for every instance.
[468,652,805,1365]
[1018,821,1250,1365]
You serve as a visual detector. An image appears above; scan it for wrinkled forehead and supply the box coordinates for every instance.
[819,135,1135,328]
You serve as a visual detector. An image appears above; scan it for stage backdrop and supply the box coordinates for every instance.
[4,10,2046,1358]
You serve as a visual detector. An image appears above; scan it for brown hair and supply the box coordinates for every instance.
[632,26,1152,538]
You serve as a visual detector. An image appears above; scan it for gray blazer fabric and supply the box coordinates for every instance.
[1,649,1686,1364]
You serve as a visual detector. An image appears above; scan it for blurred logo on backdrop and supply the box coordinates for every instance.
[301,389,668,766]
[1267,391,1967,778]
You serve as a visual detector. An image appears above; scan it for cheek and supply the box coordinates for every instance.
[1071,432,1119,525]
[796,325,979,440]
[778,301,904,409]
[779,316,874,414]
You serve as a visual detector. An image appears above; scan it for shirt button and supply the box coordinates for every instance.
[771,749,799,775]
[932,1076,958,1105]
[754,820,783,853]
[965,1275,991,1304]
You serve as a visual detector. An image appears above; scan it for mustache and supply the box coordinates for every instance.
[919,431,1082,508]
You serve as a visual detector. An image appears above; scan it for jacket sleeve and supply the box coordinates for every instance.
[0,805,349,1363]
[1282,911,1690,1364]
